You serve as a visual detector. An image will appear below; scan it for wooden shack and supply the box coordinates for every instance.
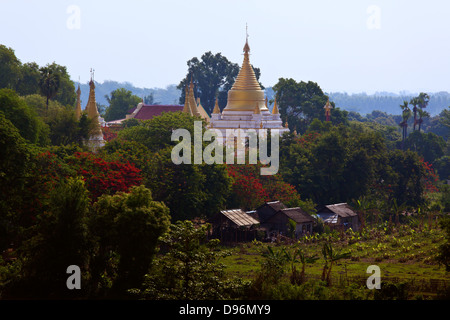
[253,201,287,224]
[264,207,315,238]
[316,203,360,231]
[209,209,260,243]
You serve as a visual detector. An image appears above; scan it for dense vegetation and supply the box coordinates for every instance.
[0,44,449,300]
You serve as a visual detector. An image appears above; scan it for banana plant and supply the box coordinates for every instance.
[321,242,351,286]
[283,247,318,285]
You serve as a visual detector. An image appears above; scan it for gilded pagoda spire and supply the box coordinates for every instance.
[212,97,221,114]
[182,85,192,115]
[75,83,82,120]
[223,29,267,112]
[85,70,102,135]
[188,76,201,117]
[272,97,280,114]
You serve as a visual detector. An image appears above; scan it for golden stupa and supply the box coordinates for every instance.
[223,38,268,112]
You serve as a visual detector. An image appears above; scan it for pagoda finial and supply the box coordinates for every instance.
[212,97,221,114]
[272,97,280,114]
[243,23,250,54]
[182,85,192,115]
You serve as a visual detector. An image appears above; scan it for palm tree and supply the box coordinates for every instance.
[321,242,351,286]
[409,97,419,131]
[417,92,430,132]
[39,67,60,111]
[399,101,411,148]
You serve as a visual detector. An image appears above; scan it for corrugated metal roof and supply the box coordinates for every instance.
[221,209,259,227]
[279,207,315,223]
[322,203,358,218]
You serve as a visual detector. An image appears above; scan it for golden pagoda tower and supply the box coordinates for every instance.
[75,83,82,120]
[207,30,289,142]
[222,37,268,113]
[188,77,201,117]
[182,85,193,115]
[84,69,104,149]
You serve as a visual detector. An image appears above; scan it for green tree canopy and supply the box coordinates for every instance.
[273,78,348,134]
[92,185,171,294]
[403,130,446,164]
[0,88,48,144]
[104,88,141,121]
[40,62,76,107]
[0,44,21,90]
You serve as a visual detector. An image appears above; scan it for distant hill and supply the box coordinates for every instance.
[327,91,450,116]
[77,80,181,108]
[75,80,450,117]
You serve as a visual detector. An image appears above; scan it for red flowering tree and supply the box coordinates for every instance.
[66,152,142,200]
[226,164,303,210]
[420,158,439,194]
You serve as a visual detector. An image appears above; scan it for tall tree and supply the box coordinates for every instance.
[177,51,262,115]
[417,92,430,132]
[16,62,40,96]
[399,100,411,148]
[273,78,347,134]
[0,44,21,90]
[104,88,141,121]
[39,66,60,110]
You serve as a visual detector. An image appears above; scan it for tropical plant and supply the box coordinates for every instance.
[321,242,351,286]
[283,247,318,285]
[39,66,60,110]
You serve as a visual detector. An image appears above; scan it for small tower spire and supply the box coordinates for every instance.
[182,84,192,115]
[272,97,280,114]
[212,97,221,114]
[324,98,333,122]
[75,81,82,120]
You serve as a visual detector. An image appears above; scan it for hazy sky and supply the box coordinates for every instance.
[1,0,449,93]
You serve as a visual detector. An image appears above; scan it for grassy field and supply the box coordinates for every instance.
[220,222,449,299]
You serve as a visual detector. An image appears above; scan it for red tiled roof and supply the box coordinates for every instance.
[133,104,184,120]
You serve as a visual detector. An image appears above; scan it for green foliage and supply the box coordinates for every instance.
[0,88,48,144]
[116,111,232,221]
[321,242,351,286]
[403,131,446,163]
[0,113,33,249]
[0,45,21,90]
[15,62,40,96]
[104,88,141,121]
[92,185,170,294]
[434,156,450,180]
[40,62,76,107]
[134,220,247,300]
[273,78,348,133]
[118,111,202,152]
[436,215,450,271]
[14,177,91,298]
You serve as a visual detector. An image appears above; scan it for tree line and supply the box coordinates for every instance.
[1,43,450,299]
